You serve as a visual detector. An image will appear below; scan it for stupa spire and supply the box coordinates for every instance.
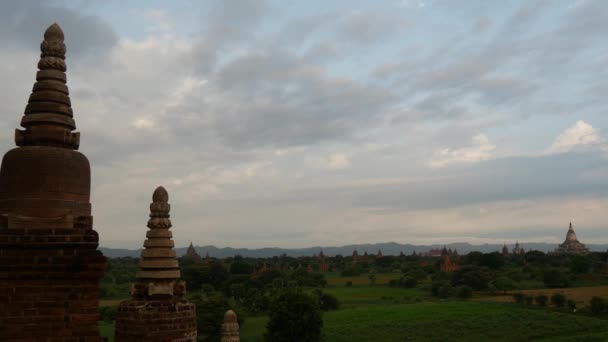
[132,186,183,298]
[221,310,240,342]
[116,186,196,340]
[17,23,79,149]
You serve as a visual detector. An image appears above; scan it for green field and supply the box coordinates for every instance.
[99,280,608,341]
[99,321,114,342]
[239,300,608,342]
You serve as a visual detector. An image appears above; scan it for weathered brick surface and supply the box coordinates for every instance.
[115,300,197,342]
[0,221,107,341]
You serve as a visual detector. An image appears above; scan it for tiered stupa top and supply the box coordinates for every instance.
[17,23,79,149]
[132,186,185,299]
[137,186,180,280]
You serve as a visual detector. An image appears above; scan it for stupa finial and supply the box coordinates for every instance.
[44,23,64,41]
[153,185,169,203]
[16,22,79,149]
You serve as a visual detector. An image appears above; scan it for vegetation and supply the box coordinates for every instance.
[99,250,608,340]
[264,290,323,342]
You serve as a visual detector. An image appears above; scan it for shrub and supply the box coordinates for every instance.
[542,269,571,288]
[456,285,473,300]
[431,280,449,297]
[99,306,116,323]
[512,293,525,304]
[451,266,492,291]
[389,276,418,288]
[525,296,534,305]
[550,293,566,308]
[567,299,576,311]
[345,281,352,287]
[192,292,243,341]
[535,295,548,306]
[491,276,518,294]
[438,285,452,299]
[265,290,323,342]
[590,296,605,315]
[340,266,361,277]
[402,277,418,288]
[319,293,340,311]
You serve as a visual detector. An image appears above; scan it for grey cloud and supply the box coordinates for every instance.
[0,0,117,63]
[187,0,271,73]
[337,10,406,45]
[168,51,397,149]
[238,151,608,212]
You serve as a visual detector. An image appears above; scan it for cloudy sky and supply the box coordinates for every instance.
[0,0,607,249]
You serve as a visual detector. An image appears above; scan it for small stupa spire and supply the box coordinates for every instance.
[16,23,79,149]
[221,310,240,342]
[131,186,184,299]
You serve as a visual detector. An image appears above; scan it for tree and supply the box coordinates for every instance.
[512,293,525,304]
[451,266,492,291]
[368,273,376,286]
[456,286,473,300]
[569,255,592,274]
[590,296,605,315]
[551,293,567,308]
[192,292,243,341]
[543,269,571,288]
[265,290,323,342]
[535,294,548,306]
[319,293,340,311]
[491,276,518,294]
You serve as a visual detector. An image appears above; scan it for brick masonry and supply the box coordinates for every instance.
[115,300,197,341]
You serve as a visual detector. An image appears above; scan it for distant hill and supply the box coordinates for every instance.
[99,242,608,258]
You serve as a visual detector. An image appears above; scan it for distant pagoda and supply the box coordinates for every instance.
[512,241,525,255]
[501,243,509,256]
[184,241,202,262]
[554,222,590,255]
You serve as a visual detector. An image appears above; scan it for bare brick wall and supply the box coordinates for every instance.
[0,217,106,341]
[115,300,197,342]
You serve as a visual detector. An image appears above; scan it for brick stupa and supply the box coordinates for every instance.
[555,222,590,255]
[0,23,107,340]
[115,186,197,341]
[221,310,240,342]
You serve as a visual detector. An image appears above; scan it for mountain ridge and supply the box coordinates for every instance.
[99,241,608,258]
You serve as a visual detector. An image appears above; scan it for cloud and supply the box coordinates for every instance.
[131,118,155,129]
[430,134,496,168]
[0,1,117,63]
[327,153,350,170]
[337,10,406,44]
[1,1,608,248]
[548,120,604,154]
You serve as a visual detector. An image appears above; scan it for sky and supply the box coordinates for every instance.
[0,0,607,249]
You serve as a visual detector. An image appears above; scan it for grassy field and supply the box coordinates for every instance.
[99,321,114,342]
[240,300,608,342]
[326,272,401,286]
[99,279,608,341]
[480,285,608,306]
[321,286,425,307]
